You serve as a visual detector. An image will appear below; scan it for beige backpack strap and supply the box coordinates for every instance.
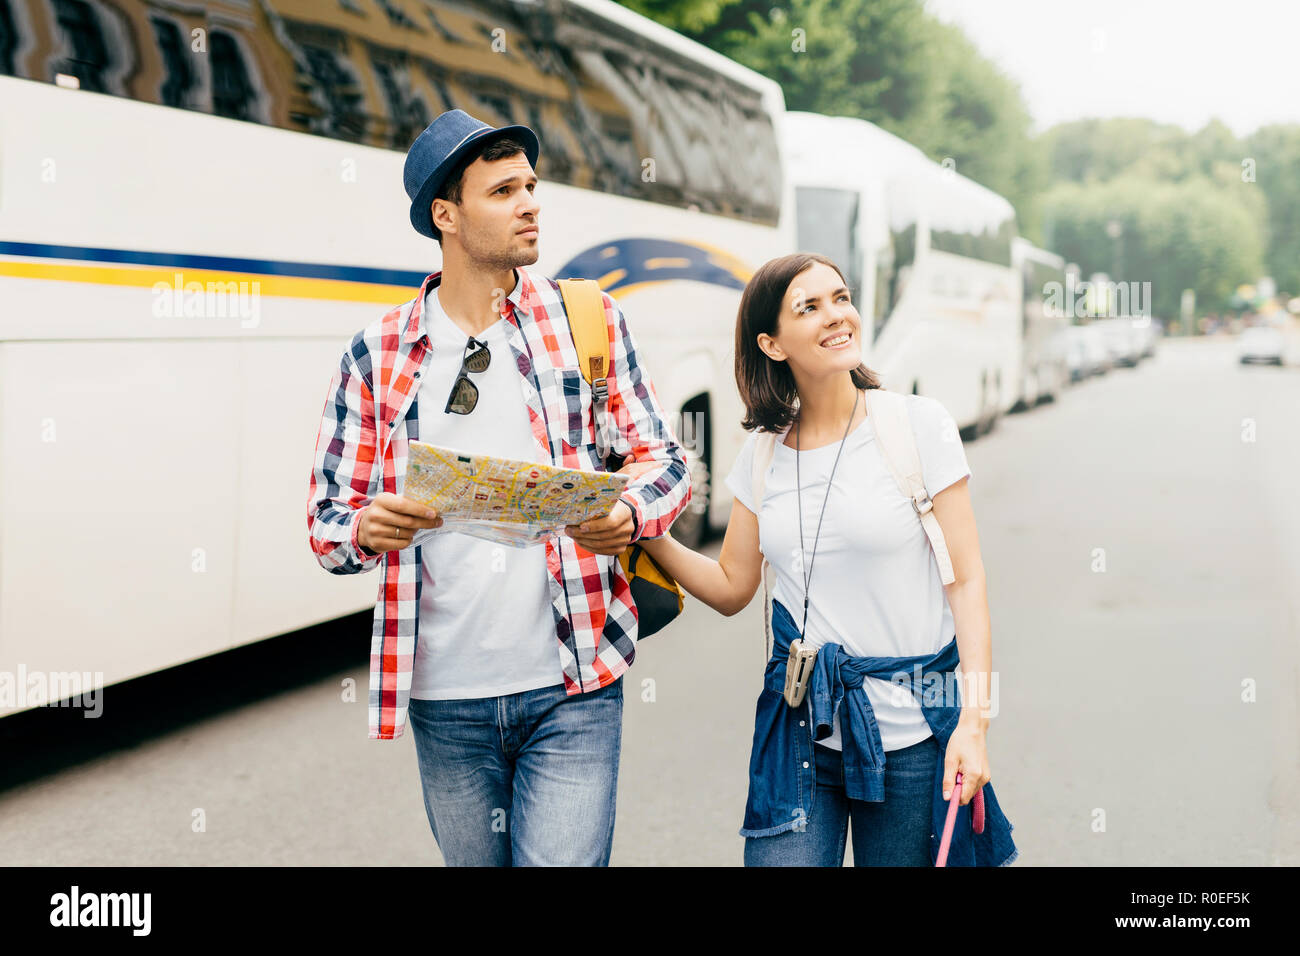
[864,389,955,585]
[750,430,780,662]
[751,430,779,509]
[557,278,614,459]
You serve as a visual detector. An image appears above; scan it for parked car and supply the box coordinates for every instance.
[1094,316,1143,367]
[1238,324,1285,365]
[1065,326,1089,381]
[1065,324,1109,379]
[1138,318,1160,357]
[1082,323,1112,375]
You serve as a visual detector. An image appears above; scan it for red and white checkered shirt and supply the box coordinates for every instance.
[307,266,692,739]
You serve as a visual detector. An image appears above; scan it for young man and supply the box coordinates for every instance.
[306,110,691,865]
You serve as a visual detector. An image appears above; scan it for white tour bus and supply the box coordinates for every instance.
[0,0,793,717]
[781,110,1022,436]
[1009,237,1071,409]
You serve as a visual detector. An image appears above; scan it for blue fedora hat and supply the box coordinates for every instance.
[403,109,540,239]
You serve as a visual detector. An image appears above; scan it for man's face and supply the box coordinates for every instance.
[437,152,540,271]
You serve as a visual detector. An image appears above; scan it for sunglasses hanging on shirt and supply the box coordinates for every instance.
[445,335,491,415]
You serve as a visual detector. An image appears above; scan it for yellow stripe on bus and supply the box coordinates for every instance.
[0,260,417,304]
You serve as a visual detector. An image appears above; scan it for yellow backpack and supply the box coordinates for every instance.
[557,278,685,639]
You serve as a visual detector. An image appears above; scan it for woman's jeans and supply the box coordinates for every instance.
[407,676,623,866]
[744,734,941,866]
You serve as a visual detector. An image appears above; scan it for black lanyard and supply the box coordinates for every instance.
[795,388,862,639]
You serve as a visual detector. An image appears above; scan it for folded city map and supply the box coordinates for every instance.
[400,440,631,548]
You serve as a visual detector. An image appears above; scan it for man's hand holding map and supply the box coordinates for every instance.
[397,440,631,548]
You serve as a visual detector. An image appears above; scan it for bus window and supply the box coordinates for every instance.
[51,0,111,92]
[0,0,17,76]
[795,186,861,300]
[284,22,368,143]
[1030,257,1065,324]
[1022,260,1035,333]
[872,236,893,343]
[150,15,196,109]
[932,200,1015,266]
[876,186,918,340]
[552,2,781,224]
[211,30,258,122]
[0,0,781,226]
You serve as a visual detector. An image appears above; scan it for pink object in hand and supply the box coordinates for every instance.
[935,771,987,866]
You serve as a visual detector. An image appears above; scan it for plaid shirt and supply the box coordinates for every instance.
[307,266,692,739]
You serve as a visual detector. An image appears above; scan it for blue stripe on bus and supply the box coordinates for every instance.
[0,237,753,292]
[0,240,429,287]
[557,238,750,292]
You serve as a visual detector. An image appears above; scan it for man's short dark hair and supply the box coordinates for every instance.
[431,135,529,243]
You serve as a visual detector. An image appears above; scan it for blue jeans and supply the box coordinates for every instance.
[744,734,940,866]
[407,676,623,866]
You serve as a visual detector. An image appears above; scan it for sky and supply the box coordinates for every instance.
[924,0,1300,138]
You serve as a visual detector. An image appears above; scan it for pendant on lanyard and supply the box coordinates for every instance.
[782,640,819,708]
[782,387,862,708]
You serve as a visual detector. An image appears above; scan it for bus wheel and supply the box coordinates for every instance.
[976,373,993,436]
[670,452,711,550]
[1042,362,1063,402]
[984,372,1002,435]
[1023,367,1039,408]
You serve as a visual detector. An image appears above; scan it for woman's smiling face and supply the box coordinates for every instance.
[760,261,863,378]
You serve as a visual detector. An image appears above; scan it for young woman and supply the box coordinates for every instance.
[634,252,1017,866]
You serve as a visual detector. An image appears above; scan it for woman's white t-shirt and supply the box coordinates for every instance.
[724,392,971,752]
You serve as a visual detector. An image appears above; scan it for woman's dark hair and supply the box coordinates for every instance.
[734,252,882,433]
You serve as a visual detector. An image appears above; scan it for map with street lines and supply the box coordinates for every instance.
[401,440,630,548]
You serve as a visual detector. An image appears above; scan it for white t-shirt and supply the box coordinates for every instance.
[409,278,562,699]
[724,391,971,752]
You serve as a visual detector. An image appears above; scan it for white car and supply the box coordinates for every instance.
[1064,326,1089,381]
[1094,316,1144,367]
[1137,318,1160,357]
[1239,324,1285,365]
[1082,323,1112,375]
[1065,324,1109,379]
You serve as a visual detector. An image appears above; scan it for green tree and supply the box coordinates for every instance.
[1043,174,1264,317]
[1245,125,1300,296]
[920,22,1046,241]
[615,0,739,33]
[1041,118,1193,185]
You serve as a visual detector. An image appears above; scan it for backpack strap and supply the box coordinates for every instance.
[751,430,780,663]
[557,278,615,460]
[863,388,955,584]
[751,431,779,510]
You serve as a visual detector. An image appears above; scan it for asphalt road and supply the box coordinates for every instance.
[2,336,1296,866]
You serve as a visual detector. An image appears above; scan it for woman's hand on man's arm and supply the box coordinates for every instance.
[633,470,764,618]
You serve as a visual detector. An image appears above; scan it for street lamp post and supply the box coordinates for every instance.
[1105,219,1123,301]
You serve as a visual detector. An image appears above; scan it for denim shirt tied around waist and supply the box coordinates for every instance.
[740,598,1018,866]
